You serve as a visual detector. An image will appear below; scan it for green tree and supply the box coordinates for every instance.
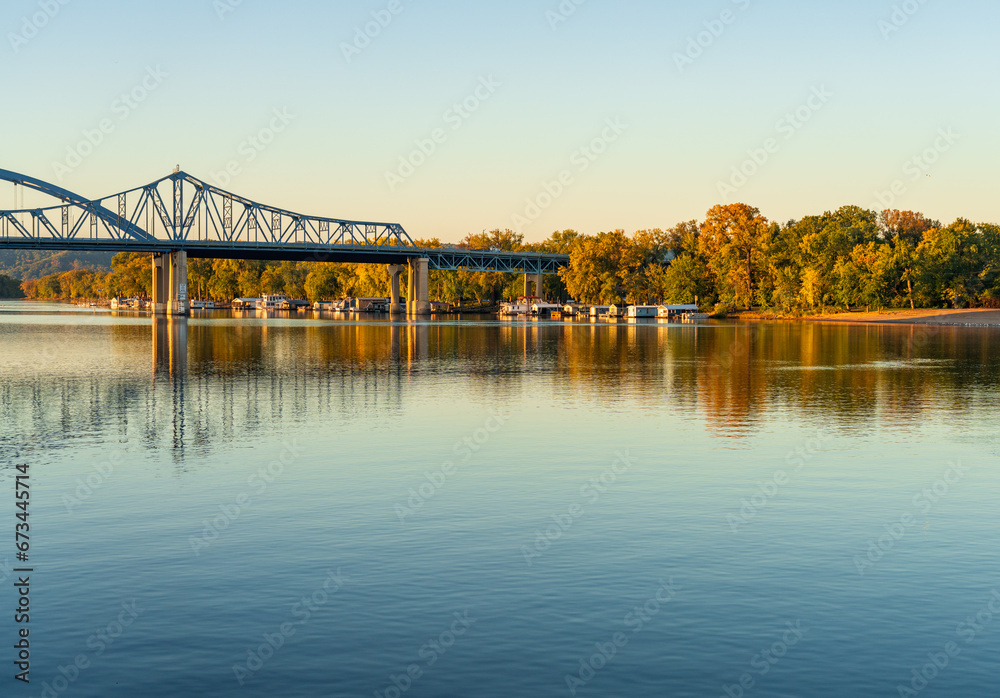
[0,274,26,298]
[653,254,711,305]
[304,265,341,302]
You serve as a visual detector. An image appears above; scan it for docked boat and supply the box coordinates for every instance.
[500,296,539,316]
[345,297,390,313]
[257,294,290,310]
[530,302,561,317]
[658,304,701,319]
[110,297,143,311]
[626,305,659,318]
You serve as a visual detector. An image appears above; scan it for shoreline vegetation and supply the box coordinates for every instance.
[10,204,1000,321]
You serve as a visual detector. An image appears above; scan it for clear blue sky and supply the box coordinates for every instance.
[2,0,997,242]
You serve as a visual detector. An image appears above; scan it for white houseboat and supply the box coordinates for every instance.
[658,304,701,319]
[110,297,143,310]
[626,305,659,318]
[257,294,290,310]
[500,296,539,316]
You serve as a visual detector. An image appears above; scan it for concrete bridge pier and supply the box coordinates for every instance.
[408,257,431,316]
[152,251,189,316]
[524,273,544,299]
[152,255,168,314]
[388,264,406,314]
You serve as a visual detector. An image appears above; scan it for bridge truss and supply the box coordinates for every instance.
[0,169,567,274]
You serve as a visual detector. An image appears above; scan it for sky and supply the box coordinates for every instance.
[2,0,997,243]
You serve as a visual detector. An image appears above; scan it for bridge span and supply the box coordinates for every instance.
[0,169,568,315]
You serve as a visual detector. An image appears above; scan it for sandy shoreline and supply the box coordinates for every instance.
[805,308,1000,326]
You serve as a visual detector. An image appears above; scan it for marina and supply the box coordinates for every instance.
[103,293,715,325]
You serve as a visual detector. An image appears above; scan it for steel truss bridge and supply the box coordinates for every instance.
[0,169,568,274]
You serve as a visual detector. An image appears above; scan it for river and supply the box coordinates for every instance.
[1,303,997,697]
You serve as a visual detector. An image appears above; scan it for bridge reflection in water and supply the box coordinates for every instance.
[151,317,433,380]
[2,317,998,466]
[152,317,188,377]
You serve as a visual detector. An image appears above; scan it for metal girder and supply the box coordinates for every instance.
[424,249,568,273]
[0,169,570,273]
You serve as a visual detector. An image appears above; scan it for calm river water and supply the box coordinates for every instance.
[1,303,998,697]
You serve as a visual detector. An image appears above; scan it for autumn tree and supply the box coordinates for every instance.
[699,204,770,309]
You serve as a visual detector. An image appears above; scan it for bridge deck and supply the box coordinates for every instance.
[0,237,567,273]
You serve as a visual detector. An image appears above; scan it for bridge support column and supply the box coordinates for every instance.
[152,255,168,314]
[167,251,189,316]
[408,257,431,316]
[524,273,544,299]
[388,264,405,314]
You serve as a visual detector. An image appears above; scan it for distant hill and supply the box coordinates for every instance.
[0,250,116,280]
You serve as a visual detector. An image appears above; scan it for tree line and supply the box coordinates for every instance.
[18,204,1000,312]
[0,274,24,298]
[560,204,1000,311]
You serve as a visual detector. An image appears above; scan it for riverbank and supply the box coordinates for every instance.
[806,308,1000,326]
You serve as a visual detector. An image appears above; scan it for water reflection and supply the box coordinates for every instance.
[1,314,998,459]
[152,316,187,377]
